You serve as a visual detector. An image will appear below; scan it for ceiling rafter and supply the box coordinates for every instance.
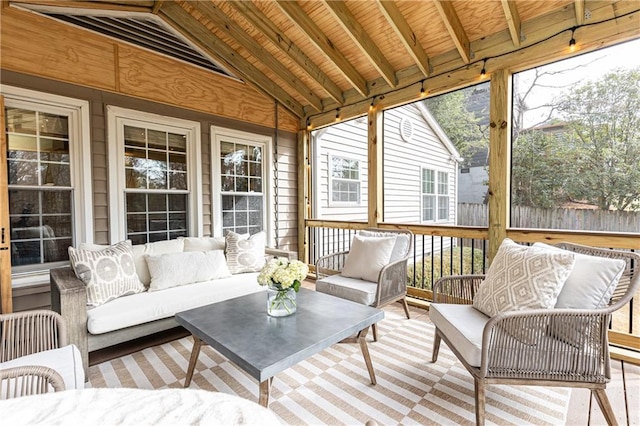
[158,1,304,118]
[229,1,343,105]
[376,0,430,78]
[575,0,585,25]
[151,0,163,15]
[433,0,471,64]
[275,0,369,98]
[192,1,322,112]
[323,0,397,88]
[501,0,521,47]
[8,0,152,13]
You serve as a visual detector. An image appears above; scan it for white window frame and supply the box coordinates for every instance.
[211,126,273,241]
[421,167,450,223]
[107,106,202,242]
[329,155,361,206]
[2,86,92,287]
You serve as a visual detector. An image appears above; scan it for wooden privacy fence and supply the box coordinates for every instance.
[458,203,640,232]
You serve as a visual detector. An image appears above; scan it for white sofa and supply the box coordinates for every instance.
[51,236,296,375]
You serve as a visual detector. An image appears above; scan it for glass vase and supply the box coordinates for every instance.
[267,284,297,317]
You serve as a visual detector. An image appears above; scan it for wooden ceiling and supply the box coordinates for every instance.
[10,0,640,125]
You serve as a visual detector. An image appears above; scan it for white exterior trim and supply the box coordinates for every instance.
[1,85,93,285]
[107,106,202,242]
[210,126,273,244]
[417,102,463,163]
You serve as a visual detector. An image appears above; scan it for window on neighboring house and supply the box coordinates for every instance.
[422,168,449,222]
[108,107,202,244]
[212,127,271,236]
[2,86,92,277]
[330,156,360,204]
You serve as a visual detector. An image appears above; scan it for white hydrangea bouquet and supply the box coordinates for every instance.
[258,257,308,316]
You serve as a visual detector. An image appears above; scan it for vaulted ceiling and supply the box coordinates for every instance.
[11,0,640,125]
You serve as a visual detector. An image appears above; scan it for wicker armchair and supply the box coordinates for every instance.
[429,242,640,426]
[316,228,413,341]
[0,310,69,399]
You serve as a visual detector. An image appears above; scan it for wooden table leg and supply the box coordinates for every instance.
[184,336,203,388]
[259,379,271,407]
[357,326,377,385]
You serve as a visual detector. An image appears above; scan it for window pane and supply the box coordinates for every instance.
[40,163,70,186]
[6,108,36,135]
[39,113,68,138]
[125,193,187,242]
[124,125,146,148]
[147,129,167,150]
[168,194,186,211]
[40,138,70,163]
[169,171,187,190]
[8,160,38,185]
[148,193,166,212]
[8,134,38,160]
[168,133,186,152]
[127,193,147,212]
[511,39,640,232]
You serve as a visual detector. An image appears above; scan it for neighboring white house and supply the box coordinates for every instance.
[311,102,461,257]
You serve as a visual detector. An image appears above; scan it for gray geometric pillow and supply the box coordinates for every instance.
[225,231,266,274]
[68,240,145,306]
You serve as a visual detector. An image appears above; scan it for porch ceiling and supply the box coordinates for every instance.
[10,0,640,124]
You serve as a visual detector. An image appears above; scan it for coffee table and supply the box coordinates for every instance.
[175,288,384,407]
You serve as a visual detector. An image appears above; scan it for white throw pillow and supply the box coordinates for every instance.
[180,236,226,252]
[68,241,145,307]
[532,242,626,309]
[342,235,397,283]
[358,230,410,262]
[472,239,575,344]
[145,250,231,291]
[225,231,266,274]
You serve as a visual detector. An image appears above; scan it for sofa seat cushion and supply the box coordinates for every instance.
[316,274,377,306]
[0,345,85,392]
[429,303,489,367]
[87,273,263,334]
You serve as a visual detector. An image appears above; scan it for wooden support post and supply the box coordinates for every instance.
[0,95,12,314]
[368,107,383,227]
[297,130,310,264]
[487,70,511,262]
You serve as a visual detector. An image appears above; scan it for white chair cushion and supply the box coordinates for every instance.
[87,273,263,334]
[358,230,411,261]
[145,250,231,292]
[0,345,84,392]
[533,242,626,309]
[429,303,489,367]
[316,274,378,306]
[342,234,397,282]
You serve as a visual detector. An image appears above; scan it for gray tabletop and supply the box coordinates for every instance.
[175,288,384,382]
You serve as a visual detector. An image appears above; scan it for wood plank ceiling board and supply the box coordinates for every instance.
[226,0,343,104]
[575,0,586,24]
[516,0,574,22]
[192,0,323,112]
[376,0,431,77]
[501,0,522,47]
[400,0,456,58]
[452,0,507,42]
[275,0,369,97]
[159,1,304,117]
[323,0,397,88]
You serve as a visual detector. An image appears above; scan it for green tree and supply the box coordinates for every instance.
[558,68,640,211]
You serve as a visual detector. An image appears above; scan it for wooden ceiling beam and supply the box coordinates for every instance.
[229,1,343,105]
[433,0,471,63]
[501,0,521,47]
[376,0,430,78]
[275,0,369,97]
[151,0,163,15]
[158,2,304,118]
[575,0,585,25]
[323,0,397,88]
[192,1,322,112]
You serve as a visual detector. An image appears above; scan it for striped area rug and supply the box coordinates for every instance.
[88,309,570,425]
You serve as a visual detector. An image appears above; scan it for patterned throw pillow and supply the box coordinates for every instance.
[225,231,266,274]
[68,240,145,306]
[472,238,575,344]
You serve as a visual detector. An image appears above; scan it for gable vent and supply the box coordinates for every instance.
[26,8,233,78]
[400,117,414,142]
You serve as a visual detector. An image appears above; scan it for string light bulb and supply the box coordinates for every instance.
[569,27,577,52]
[335,108,341,122]
[480,59,487,79]
[420,80,427,98]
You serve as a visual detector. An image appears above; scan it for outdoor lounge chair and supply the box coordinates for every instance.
[429,241,640,426]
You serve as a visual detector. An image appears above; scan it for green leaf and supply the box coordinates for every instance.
[292,280,301,292]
